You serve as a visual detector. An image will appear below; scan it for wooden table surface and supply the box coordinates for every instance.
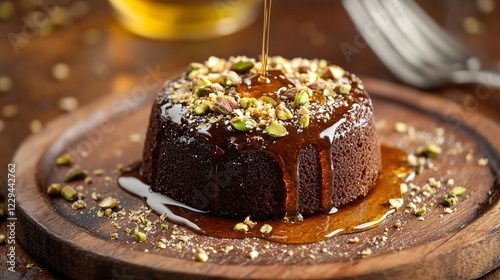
[0,0,499,279]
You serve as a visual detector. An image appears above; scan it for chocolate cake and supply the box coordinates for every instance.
[142,56,381,219]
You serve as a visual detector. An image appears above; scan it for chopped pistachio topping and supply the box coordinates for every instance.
[231,61,254,74]
[164,56,355,138]
[335,84,352,94]
[231,116,257,132]
[266,121,287,138]
[295,89,310,107]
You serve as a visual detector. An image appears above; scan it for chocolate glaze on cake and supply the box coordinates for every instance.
[142,57,381,220]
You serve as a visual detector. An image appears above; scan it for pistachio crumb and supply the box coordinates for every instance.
[243,216,257,228]
[161,224,169,230]
[477,158,488,166]
[63,168,88,182]
[71,200,86,210]
[47,183,62,196]
[389,198,404,210]
[0,75,13,92]
[110,233,118,239]
[129,133,141,143]
[58,96,79,112]
[452,186,467,196]
[309,254,316,259]
[249,250,259,260]
[361,248,372,258]
[84,176,93,184]
[394,122,408,133]
[234,223,248,232]
[52,63,71,80]
[157,242,166,249]
[443,207,454,214]
[259,224,273,234]
[30,119,43,133]
[61,186,77,201]
[348,236,359,243]
[195,248,209,262]
[400,183,408,195]
[99,197,117,209]
[134,231,147,242]
[415,207,426,216]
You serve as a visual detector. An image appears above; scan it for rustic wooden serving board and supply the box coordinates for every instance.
[15,77,499,279]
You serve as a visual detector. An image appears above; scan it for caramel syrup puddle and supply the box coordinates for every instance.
[118,146,411,244]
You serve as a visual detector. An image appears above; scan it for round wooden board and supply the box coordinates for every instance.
[15,77,500,280]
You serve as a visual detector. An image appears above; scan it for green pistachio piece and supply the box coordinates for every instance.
[211,97,233,115]
[335,84,352,94]
[231,61,254,74]
[61,185,77,201]
[194,103,209,115]
[415,207,426,216]
[161,224,169,230]
[239,97,257,109]
[452,186,467,196]
[47,183,61,196]
[417,143,442,158]
[186,62,204,73]
[266,121,287,138]
[98,197,117,209]
[195,86,210,97]
[56,153,74,166]
[134,231,147,242]
[299,114,310,128]
[219,71,241,86]
[231,117,257,132]
[444,194,459,206]
[63,168,87,182]
[276,104,293,120]
[295,89,309,107]
[260,96,277,107]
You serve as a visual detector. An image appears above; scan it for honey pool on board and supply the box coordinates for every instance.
[119,145,411,244]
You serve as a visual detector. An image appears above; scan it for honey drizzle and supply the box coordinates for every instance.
[259,0,272,83]
[118,146,410,244]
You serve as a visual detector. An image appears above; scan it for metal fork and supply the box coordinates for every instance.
[342,0,500,89]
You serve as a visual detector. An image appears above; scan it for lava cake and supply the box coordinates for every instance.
[141,56,381,219]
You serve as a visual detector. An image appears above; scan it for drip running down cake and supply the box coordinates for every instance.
[142,56,381,219]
